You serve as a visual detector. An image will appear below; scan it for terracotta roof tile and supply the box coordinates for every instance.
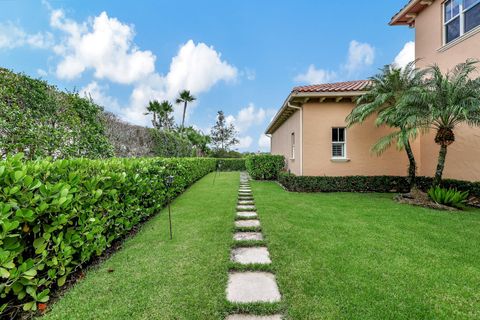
[292,80,371,93]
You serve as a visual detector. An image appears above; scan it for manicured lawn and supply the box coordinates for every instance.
[43,172,239,320]
[252,181,480,320]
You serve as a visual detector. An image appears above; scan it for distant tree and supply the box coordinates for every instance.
[176,90,196,131]
[157,101,175,130]
[210,110,239,154]
[184,126,211,156]
[145,100,175,130]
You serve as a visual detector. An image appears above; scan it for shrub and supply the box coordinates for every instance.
[0,68,114,159]
[246,155,285,180]
[427,186,469,209]
[278,173,480,198]
[279,173,411,193]
[216,159,246,171]
[150,130,194,157]
[0,154,215,316]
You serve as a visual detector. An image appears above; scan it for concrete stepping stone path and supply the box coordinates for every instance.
[235,219,260,228]
[226,315,282,320]
[233,232,263,241]
[237,212,257,218]
[226,172,282,319]
[231,247,271,264]
[227,272,281,303]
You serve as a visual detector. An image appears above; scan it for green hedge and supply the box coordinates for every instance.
[0,154,215,315]
[216,158,246,171]
[278,173,480,197]
[245,155,285,180]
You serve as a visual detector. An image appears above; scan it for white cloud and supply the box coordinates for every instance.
[295,40,375,84]
[258,134,270,151]
[344,40,375,74]
[225,103,276,134]
[124,40,238,125]
[393,41,415,69]
[45,7,238,126]
[236,136,253,149]
[80,81,122,114]
[163,40,238,99]
[37,69,48,77]
[294,64,336,84]
[51,10,156,83]
[0,22,53,49]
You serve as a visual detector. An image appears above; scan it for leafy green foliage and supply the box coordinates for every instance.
[278,173,480,199]
[0,68,114,159]
[0,154,215,316]
[150,129,194,157]
[428,186,469,209]
[216,159,246,171]
[246,155,285,180]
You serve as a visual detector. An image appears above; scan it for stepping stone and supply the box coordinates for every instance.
[231,247,271,264]
[233,232,263,241]
[226,315,283,320]
[235,220,260,228]
[239,189,251,192]
[237,211,257,218]
[237,205,256,211]
[238,200,255,205]
[226,272,281,303]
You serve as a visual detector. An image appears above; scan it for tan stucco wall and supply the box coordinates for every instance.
[302,102,419,176]
[415,0,480,181]
[271,109,301,175]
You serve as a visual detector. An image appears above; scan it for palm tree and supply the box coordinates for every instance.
[175,90,196,131]
[157,100,175,130]
[145,100,162,129]
[346,61,426,190]
[402,60,480,186]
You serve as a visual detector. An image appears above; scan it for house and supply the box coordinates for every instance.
[266,0,480,181]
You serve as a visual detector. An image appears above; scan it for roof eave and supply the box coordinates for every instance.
[264,90,367,135]
[390,0,434,26]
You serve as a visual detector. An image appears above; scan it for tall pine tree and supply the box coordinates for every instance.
[210,110,239,153]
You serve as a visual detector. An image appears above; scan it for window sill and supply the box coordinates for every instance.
[331,158,350,163]
[438,25,480,52]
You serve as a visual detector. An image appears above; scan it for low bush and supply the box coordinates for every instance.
[0,154,215,316]
[279,173,411,193]
[216,158,246,171]
[428,186,469,209]
[279,173,480,198]
[245,155,285,180]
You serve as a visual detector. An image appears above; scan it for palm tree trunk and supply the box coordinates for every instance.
[433,144,448,186]
[404,140,416,190]
[181,102,187,131]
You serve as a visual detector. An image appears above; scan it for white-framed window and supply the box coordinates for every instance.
[290,132,295,159]
[332,127,346,159]
[444,0,480,44]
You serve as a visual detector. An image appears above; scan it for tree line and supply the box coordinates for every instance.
[0,68,242,159]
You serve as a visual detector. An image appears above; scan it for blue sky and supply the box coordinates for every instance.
[0,0,414,152]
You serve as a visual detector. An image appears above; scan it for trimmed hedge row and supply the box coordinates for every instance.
[278,173,480,198]
[0,154,216,315]
[217,158,246,171]
[246,155,285,180]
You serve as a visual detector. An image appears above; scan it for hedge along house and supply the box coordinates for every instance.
[266,0,480,181]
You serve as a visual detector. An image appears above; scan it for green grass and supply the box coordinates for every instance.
[252,181,480,320]
[42,172,239,320]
